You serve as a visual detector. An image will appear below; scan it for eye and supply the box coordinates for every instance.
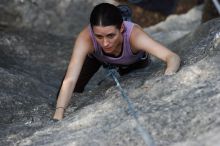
[107,34,115,39]
[95,35,103,39]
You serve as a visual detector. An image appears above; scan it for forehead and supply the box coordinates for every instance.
[92,25,119,35]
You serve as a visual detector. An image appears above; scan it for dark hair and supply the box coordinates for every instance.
[90,3,123,29]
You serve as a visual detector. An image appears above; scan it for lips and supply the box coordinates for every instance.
[103,47,112,51]
[103,47,111,50]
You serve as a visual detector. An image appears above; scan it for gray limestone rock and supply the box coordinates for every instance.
[0,29,72,146]
[0,0,118,36]
[144,5,203,45]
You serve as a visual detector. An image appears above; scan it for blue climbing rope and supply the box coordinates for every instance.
[108,69,156,146]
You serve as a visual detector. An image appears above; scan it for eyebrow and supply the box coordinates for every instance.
[94,33,116,37]
[94,34,103,37]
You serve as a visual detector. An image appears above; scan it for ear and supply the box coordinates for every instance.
[120,23,125,33]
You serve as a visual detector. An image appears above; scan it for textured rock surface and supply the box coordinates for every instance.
[0,0,117,36]
[0,30,73,145]
[1,4,220,146]
[144,5,203,45]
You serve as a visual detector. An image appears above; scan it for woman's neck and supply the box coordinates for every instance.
[112,34,124,56]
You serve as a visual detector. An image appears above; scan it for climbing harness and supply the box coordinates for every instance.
[106,66,156,146]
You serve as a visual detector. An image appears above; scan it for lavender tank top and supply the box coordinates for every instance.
[88,21,145,65]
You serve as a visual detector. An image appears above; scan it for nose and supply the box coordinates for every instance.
[103,38,109,47]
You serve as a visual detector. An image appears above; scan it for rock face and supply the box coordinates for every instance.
[145,5,203,45]
[0,30,73,145]
[0,0,117,36]
[1,5,220,146]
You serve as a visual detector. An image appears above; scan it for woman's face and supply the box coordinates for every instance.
[93,25,123,55]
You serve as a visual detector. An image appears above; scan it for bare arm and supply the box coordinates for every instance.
[130,25,181,75]
[53,27,93,120]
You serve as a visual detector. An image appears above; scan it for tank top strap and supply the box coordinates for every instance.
[122,21,135,56]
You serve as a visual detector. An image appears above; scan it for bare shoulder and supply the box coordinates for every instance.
[130,24,151,51]
[77,26,92,42]
[74,25,94,54]
[130,24,149,40]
